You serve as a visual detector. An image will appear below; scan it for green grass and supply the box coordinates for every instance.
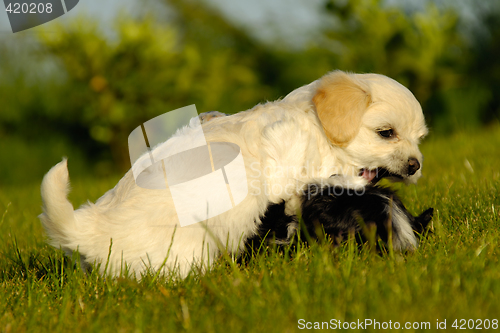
[1,126,500,332]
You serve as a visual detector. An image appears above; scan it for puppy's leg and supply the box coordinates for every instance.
[412,207,434,234]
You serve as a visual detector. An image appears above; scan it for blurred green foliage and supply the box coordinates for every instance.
[0,0,499,183]
[32,12,271,168]
[323,0,464,109]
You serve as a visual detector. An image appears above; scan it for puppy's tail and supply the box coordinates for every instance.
[39,158,79,251]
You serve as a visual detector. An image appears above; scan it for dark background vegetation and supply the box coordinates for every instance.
[1,0,499,185]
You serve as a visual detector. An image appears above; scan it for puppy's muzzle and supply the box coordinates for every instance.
[407,158,421,176]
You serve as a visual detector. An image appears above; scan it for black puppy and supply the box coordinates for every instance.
[248,184,433,251]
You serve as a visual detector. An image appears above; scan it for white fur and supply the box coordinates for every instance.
[39,71,428,278]
[391,204,419,250]
[343,74,428,184]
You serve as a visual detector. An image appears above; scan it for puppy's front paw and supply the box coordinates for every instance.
[413,207,434,234]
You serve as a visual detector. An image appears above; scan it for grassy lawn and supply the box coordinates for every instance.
[1,125,499,332]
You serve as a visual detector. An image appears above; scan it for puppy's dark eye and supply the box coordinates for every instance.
[378,129,394,138]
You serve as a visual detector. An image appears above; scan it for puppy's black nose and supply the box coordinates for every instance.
[407,158,420,176]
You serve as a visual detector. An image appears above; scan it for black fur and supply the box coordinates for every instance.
[248,184,433,249]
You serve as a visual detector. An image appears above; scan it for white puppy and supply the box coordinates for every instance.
[39,71,428,277]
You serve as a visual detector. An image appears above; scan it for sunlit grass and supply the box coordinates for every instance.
[1,126,499,332]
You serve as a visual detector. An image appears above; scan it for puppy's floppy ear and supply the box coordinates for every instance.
[313,71,372,146]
